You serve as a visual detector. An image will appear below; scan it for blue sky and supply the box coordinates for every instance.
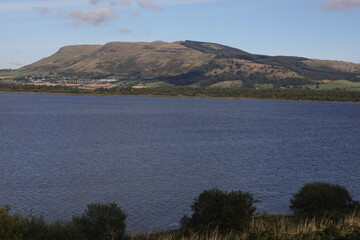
[1,0,360,69]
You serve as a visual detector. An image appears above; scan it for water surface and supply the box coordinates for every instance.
[0,93,359,232]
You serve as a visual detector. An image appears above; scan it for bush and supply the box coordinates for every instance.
[0,205,28,240]
[180,188,259,232]
[290,182,359,217]
[0,206,51,240]
[46,221,83,240]
[73,202,127,240]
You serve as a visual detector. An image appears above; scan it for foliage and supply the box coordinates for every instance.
[0,205,28,240]
[0,203,124,240]
[180,188,259,232]
[46,221,83,240]
[290,182,359,218]
[2,83,360,102]
[73,202,127,240]
[0,185,359,240]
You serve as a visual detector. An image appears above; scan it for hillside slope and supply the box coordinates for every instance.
[15,40,360,88]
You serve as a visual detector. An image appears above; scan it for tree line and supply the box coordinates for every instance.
[1,83,360,102]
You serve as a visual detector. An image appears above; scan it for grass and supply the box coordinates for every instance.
[307,80,360,91]
[0,70,38,78]
[210,80,243,88]
[132,214,360,240]
[186,82,202,88]
[145,81,176,87]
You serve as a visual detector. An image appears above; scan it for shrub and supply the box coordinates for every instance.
[180,188,259,232]
[73,202,127,240]
[0,205,28,240]
[290,182,359,217]
[22,216,48,240]
[47,221,83,240]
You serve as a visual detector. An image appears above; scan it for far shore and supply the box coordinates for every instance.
[1,82,360,102]
[1,90,357,103]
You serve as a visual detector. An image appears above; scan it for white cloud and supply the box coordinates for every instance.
[323,0,360,10]
[137,0,162,10]
[68,7,117,26]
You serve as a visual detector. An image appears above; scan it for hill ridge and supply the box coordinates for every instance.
[12,40,360,89]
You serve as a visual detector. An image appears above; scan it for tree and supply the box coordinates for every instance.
[180,188,258,232]
[73,202,127,240]
[290,182,359,217]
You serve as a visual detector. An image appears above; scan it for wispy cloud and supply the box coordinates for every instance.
[90,0,132,6]
[154,0,224,6]
[322,0,360,10]
[119,0,131,5]
[33,7,51,15]
[130,11,141,17]
[0,0,77,11]
[89,0,103,5]
[68,7,117,26]
[137,0,162,10]
[118,27,132,33]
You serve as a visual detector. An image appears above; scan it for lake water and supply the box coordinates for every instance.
[0,93,359,232]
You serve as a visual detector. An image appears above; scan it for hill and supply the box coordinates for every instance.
[6,40,360,89]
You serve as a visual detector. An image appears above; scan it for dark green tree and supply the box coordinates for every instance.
[73,202,127,240]
[290,182,359,217]
[180,188,258,232]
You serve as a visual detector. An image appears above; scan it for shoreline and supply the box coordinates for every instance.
[1,90,359,103]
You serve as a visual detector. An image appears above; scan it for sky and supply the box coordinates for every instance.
[1,0,360,69]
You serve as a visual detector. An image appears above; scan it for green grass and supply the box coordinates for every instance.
[145,81,176,87]
[2,83,360,102]
[186,82,202,88]
[307,80,360,91]
[0,70,38,78]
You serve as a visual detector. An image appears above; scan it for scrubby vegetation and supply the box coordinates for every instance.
[1,183,359,240]
[1,82,360,102]
[0,203,126,240]
[73,203,127,240]
[290,182,359,218]
[180,189,258,233]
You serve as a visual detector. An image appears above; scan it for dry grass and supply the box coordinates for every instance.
[26,83,114,90]
[210,81,243,88]
[206,59,301,79]
[132,214,360,240]
[303,59,360,73]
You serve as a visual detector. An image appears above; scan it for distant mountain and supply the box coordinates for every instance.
[18,40,360,88]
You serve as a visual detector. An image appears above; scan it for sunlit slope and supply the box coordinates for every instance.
[17,40,360,87]
[20,41,215,78]
[20,45,103,73]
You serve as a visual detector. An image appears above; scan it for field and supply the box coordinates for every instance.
[27,83,114,90]
[307,80,360,91]
[0,70,38,79]
[145,81,176,87]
